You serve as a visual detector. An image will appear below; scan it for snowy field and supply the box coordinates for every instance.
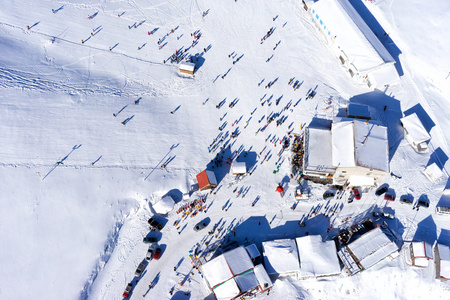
[1,0,450,299]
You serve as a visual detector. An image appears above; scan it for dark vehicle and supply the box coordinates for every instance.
[135,262,146,277]
[352,187,361,200]
[348,193,354,203]
[123,283,133,298]
[399,196,413,205]
[194,221,208,232]
[372,211,380,218]
[323,191,335,199]
[384,193,395,201]
[148,217,164,231]
[417,200,429,208]
[143,237,158,244]
[375,186,388,196]
[146,247,154,261]
[381,213,394,219]
[154,247,162,260]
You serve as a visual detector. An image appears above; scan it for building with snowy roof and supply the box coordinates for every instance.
[196,169,217,191]
[338,226,399,275]
[201,246,272,300]
[423,163,443,183]
[179,61,196,75]
[434,243,450,280]
[296,235,341,279]
[404,241,433,267]
[231,162,247,175]
[262,239,301,279]
[400,113,431,153]
[303,119,389,186]
[302,0,399,88]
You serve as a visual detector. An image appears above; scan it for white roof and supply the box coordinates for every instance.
[353,120,389,172]
[332,121,355,167]
[245,244,261,260]
[400,113,431,144]
[423,163,443,182]
[206,170,218,186]
[234,270,259,292]
[179,62,195,72]
[263,239,300,276]
[253,264,273,291]
[296,235,341,278]
[411,242,433,267]
[305,127,335,173]
[223,246,254,276]
[232,162,246,174]
[310,0,395,73]
[344,227,398,271]
[153,195,175,214]
[437,244,450,280]
[202,255,233,288]
[213,278,240,300]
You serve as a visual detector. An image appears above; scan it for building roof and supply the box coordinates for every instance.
[153,195,175,214]
[179,62,196,72]
[411,241,433,267]
[223,246,254,276]
[400,113,431,144]
[196,170,218,189]
[232,162,246,174]
[424,163,444,182]
[262,239,300,276]
[234,270,259,293]
[332,121,356,167]
[296,235,341,278]
[304,127,335,173]
[310,0,395,73]
[253,264,273,291]
[202,255,233,288]
[245,244,261,260]
[437,244,450,280]
[213,278,240,300]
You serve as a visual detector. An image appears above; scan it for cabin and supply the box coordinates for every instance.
[302,0,399,88]
[231,162,247,175]
[423,163,443,183]
[196,170,218,191]
[434,243,450,280]
[400,113,431,153]
[405,241,433,267]
[179,62,196,75]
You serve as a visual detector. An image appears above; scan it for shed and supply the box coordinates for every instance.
[296,235,341,278]
[179,62,196,75]
[153,195,175,214]
[423,163,443,183]
[231,162,247,175]
[262,239,300,278]
[409,241,433,267]
[400,113,431,153]
[435,243,450,280]
[196,170,218,191]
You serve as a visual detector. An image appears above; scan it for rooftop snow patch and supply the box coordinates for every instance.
[263,239,300,277]
[437,244,450,280]
[213,278,240,300]
[305,127,335,173]
[401,113,431,144]
[223,246,254,276]
[153,195,175,214]
[296,235,341,278]
[411,241,433,267]
[202,255,234,288]
[332,121,356,167]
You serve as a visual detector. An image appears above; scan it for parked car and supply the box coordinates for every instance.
[194,221,208,232]
[135,262,146,277]
[399,196,413,205]
[323,191,335,199]
[375,186,388,196]
[154,247,162,260]
[143,237,158,244]
[348,193,354,203]
[417,200,429,208]
[123,283,133,298]
[372,211,380,218]
[384,193,395,201]
[381,212,394,219]
[352,187,361,200]
[146,247,154,261]
[148,217,164,231]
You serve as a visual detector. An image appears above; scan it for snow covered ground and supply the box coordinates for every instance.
[1,0,450,299]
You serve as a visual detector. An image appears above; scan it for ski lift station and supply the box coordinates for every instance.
[302,0,400,88]
[179,61,196,75]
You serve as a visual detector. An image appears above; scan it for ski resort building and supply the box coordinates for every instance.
[196,170,218,191]
[231,162,247,175]
[400,113,431,153]
[303,119,389,186]
[338,226,399,275]
[302,0,399,88]
[263,239,301,279]
[179,62,196,75]
[201,246,273,300]
[434,244,450,280]
[405,241,433,267]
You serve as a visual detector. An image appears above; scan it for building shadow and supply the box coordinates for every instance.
[427,147,448,170]
[348,0,403,77]
[413,215,437,244]
[403,103,435,133]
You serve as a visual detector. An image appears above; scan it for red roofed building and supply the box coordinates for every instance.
[196,170,218,191]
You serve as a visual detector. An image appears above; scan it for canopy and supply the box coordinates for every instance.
[401,113,431,144]
[296,235,341,278]
[276,186,284,193]
[263,239,300,276]
[153,195,175,214]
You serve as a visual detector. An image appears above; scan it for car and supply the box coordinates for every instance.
[372,211,380,218]
[384,193,395,201]
[381,212,394,219]
[375,186,388,196]
[153,247,162,260]
[123,283,133,298]
[352,187,361,200]
[148,217,164,231]
[417,200,429,208]
[348,193,354,203]
[146,247,154,261]
[323,191,335,199]
[135,262,146,277]
[399,196,413,205]
[143,237,158,244]
[194,221,208,232]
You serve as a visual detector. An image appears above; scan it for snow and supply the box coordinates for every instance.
[1,0,450,299]
[296,235,341,278]
[400,113,431,144]
[201,255,233,288]
[262,239,300,277]
[152,195,175,214]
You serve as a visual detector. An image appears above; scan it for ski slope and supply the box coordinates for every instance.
[1,0,450,299]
